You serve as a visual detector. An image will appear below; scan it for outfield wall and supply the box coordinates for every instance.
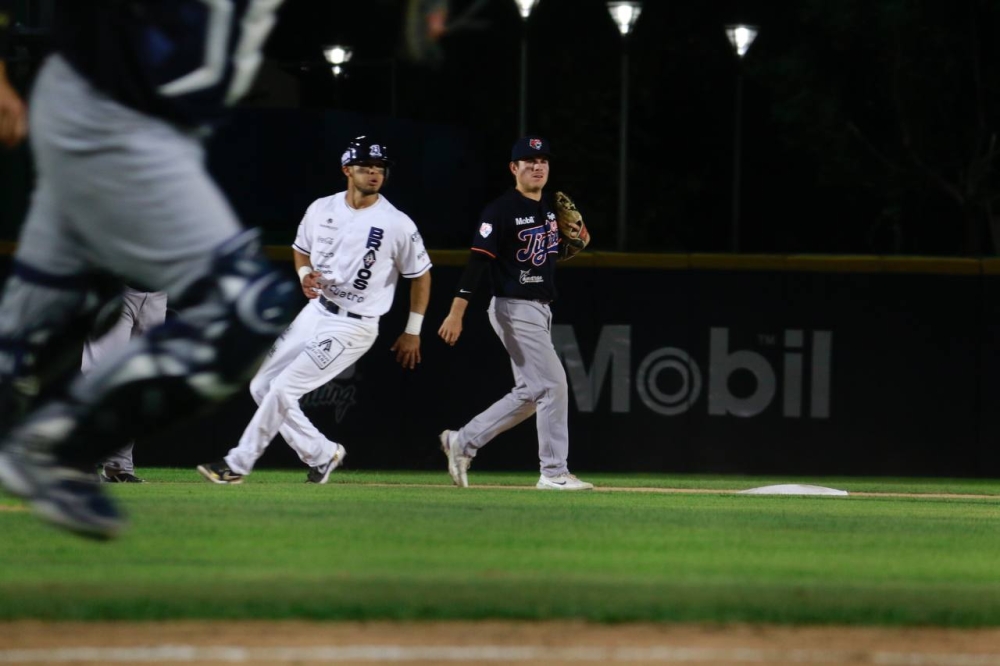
[152,251,999,478]
[0,251,997,477]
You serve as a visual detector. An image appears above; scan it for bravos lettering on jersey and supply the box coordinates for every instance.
[353,227,385,290]
[516,222,560,266]
[317,236,334,244]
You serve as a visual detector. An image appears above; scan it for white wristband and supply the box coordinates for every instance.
[297,265,313,283]
[404,312,424,336]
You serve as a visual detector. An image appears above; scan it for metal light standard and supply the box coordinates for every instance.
[724,24,757,253]
[513,0,541,136]
[607,1,642,252]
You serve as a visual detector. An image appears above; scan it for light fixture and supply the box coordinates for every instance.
[513,0,541,20]
[725,24,758,58]
[322,44,353,78]
[607,1,642,37]
[322,44,353,65]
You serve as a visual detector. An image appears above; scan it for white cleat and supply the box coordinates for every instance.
[439,430,470,488]
[536,473,594,491]
[307,443,347,484]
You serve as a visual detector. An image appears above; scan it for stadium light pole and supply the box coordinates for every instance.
[607,1,642,252]
[513,0,541,137]
[725,24,758,253]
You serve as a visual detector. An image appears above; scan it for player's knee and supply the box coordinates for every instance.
[550,377,569,402]
[249,374,269,404]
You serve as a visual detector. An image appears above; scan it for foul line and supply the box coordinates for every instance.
[3,644,1000,664]
[364,483,1000,500]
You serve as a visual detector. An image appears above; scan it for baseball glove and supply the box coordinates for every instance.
[554,191,590,260]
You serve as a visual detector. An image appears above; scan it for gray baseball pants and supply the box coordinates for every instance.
[454,297,570,477]
[14,55,240,294]
[81,288,168,474]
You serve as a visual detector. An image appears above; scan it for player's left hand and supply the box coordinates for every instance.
[391,333,421,370]
[0,77,27,149]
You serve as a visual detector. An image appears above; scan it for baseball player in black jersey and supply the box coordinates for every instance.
[437,136,594,491]
[0,0,297,538]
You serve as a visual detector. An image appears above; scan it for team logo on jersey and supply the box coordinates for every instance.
[479,222,493,238]
[519,270,544,284]
[354,227,385,290]
[411,231,423,244]
[529,138,542,150]
[306,337,344,370]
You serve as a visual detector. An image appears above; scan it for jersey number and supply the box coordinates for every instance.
[157,0,283,103]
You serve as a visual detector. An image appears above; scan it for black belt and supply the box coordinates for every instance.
[319,295,363,320]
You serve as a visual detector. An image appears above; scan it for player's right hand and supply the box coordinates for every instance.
[437,314,463,346]
[300,271,323,299]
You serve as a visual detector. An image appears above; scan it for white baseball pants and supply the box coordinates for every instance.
[225,300,378,475]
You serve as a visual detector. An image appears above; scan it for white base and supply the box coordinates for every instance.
[739,484,848,496]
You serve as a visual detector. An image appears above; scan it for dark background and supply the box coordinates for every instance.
[2,0,999,255]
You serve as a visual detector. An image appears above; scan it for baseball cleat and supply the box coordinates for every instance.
[196,460,243,485]
[306,443,347,484]
[0,445,125,540]
[439,430,471,488]
[536,473,594,491]
[102,471,146,483]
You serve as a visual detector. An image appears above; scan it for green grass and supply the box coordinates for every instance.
[1,470,999,625]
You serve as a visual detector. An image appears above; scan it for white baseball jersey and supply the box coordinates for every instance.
[292,192,431,317]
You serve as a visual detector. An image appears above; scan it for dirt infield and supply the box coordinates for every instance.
[3,621,1000,665]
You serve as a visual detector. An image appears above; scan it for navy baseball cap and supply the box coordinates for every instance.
[510,135,554,162]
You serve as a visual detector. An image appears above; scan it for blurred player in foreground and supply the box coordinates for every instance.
[0,0,297,539]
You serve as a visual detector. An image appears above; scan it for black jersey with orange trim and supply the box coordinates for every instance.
[470,188,560,302]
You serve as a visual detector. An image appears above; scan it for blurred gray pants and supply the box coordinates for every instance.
[81,288,168,473]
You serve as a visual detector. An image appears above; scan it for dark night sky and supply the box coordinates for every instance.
[260,0,783,252]
[271,0,1000,256]
[5,0,996,255]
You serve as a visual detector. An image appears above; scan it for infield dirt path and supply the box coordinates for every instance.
[3,621,1000,665]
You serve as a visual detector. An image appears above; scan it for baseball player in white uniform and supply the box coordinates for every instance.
[198,136,432,484]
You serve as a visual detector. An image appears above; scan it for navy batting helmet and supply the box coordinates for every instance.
[341,136,394,168]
